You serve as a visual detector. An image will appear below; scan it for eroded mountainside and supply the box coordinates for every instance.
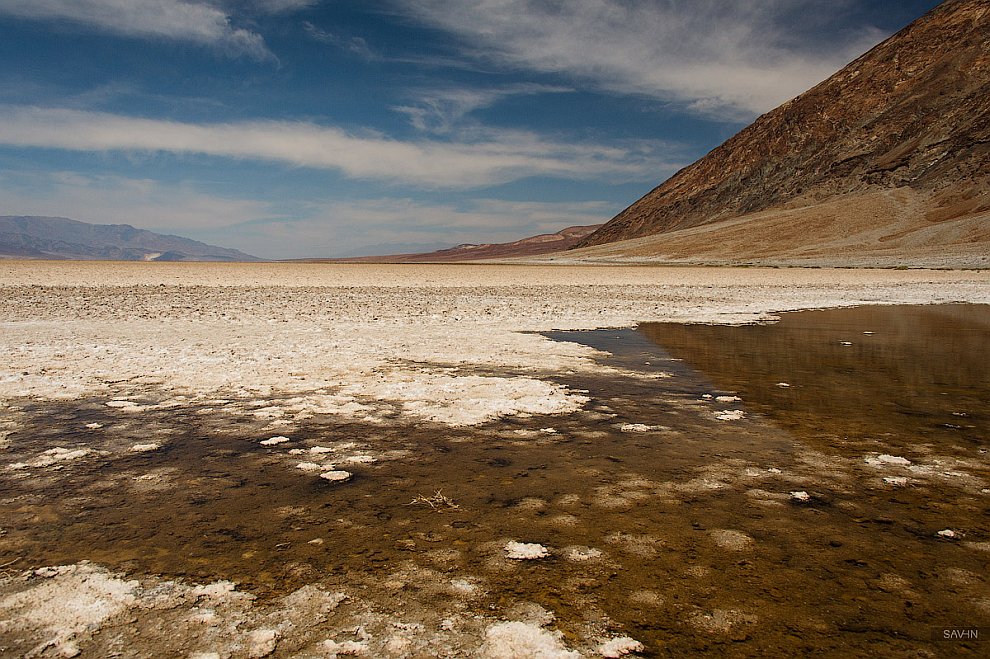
[577,0,990,250]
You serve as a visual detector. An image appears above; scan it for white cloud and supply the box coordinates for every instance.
[0,106,680,188]
[393,83,572,134]
[0,0,272,59]
[392,0,886,117]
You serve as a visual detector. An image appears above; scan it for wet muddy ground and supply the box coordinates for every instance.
[1,304,988,657]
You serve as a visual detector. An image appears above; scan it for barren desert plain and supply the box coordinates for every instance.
[1,261,989,657]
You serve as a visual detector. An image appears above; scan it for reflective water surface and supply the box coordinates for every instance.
[1,304,987,656]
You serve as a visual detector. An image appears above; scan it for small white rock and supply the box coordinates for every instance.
[790,491,811,502]
[714,410,745,421]
[84,422,103,429]
[883,476,908,485]
[319,470,352,483]
[130,443,160,452]
[296,462,323,471]
[715,395,741,403]
[776,382,791,388]
[260,436,290,446]
[937,529,958,539]
[309,446,333,454]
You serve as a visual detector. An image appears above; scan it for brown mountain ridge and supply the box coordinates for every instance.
[311,224,602,263]
[572,0,989,267]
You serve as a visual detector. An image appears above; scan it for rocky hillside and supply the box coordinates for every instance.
[319,224,602,263]
[577,0,990,252]
[0,216,260,262]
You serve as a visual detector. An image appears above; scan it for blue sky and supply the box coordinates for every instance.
[0,0,942,258]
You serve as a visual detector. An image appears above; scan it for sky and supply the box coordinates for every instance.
[0,0,944,259]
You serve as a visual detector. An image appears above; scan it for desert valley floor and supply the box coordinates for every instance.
[1,262,988,658]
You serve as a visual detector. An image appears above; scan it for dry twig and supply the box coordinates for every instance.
[406,489,460,511]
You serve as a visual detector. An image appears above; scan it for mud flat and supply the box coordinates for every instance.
[0,262,988,657]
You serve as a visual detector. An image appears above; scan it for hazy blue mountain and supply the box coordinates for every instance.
[0,216,260,262]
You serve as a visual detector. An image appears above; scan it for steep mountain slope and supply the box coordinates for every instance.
[576,0,990,258]
[0,216,260,261]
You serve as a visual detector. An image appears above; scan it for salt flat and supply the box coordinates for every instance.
[0,262,988,657]
[2,262,986,423]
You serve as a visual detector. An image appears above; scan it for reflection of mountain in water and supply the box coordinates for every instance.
[638,304,990,451]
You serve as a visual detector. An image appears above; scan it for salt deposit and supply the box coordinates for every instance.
[481,621,579,659]
[505,542,550,560]
[3,264,984,432]
[564,546,603,562]
[709,529,755,551]
[599,636,645,657]
[865,454,912,467]
[619,423,662,432]
[319,470,353,483]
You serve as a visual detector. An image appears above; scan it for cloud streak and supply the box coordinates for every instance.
[392,0,886,117]
[0,106,680,188]
[393,83,573,134]
[0,0,272,59]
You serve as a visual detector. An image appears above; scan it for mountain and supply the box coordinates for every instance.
[0,216,261,262]
[298,224,602,263]
[573,0,990,267]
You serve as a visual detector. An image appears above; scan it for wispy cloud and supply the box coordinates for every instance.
[0,106,681,188]
[394,83,572,134]
[0,0,273,59]
[302,21,376,60]
[246,0,317,14]
[392,0,886,118]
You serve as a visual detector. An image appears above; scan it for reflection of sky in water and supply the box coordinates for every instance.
[637,304,990,453]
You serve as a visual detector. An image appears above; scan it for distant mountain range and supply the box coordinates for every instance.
[569,0,989,267]
[0,216,260,262]
[298,224,603,263]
